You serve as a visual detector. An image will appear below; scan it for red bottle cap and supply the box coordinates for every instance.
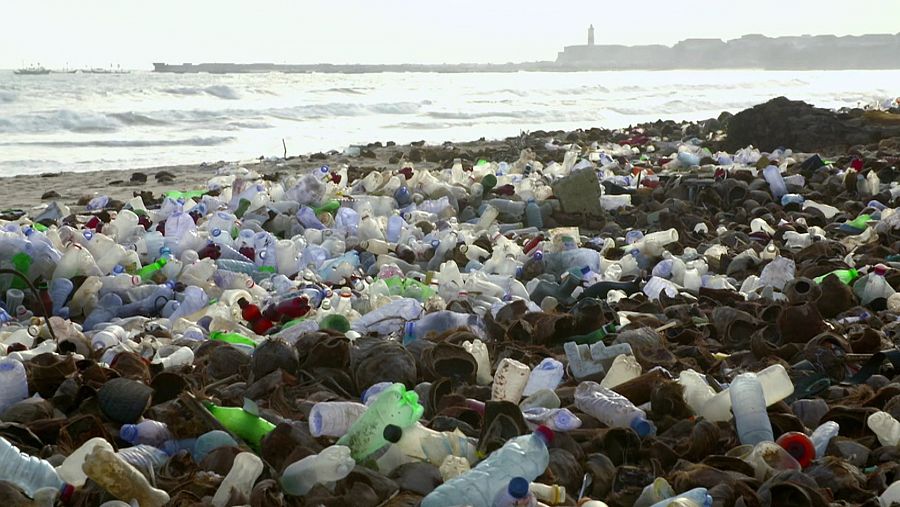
[776,431,815,468]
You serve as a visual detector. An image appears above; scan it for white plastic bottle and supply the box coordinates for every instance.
[0,358,29,413]
[309,401,368,437]
[492,358,531,404]
[700,364,793,422]
[868,411,900,447]
[281,445,356,496]
[522,358,564,397]
[600,354,642,389]
[211,452,263,507]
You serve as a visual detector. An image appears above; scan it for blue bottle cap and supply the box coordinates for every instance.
[630,416,655,437]
[508,477,529,499]
[113,265,125,275]
[211,228,222,237]
[119,424,138,443]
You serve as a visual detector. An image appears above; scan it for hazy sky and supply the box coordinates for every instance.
[3,0,900,69]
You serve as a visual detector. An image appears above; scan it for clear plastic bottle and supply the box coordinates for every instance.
[853,264,896,305]
[309,401,368,437]
[211,452,263,507]
[648,487,712,507]
[281,445,356,496]
[730,373,774,446]
[522,358,564,397]
[677,369,716,416]
[116,444,169,472]
[492,476,537,507]
[119,419,173,447]
[700,364,793,422]
[762,165,787,199]
[0,358,29,413]
[810,421,840,457]
[336,383,424,461]
[82,446,168,506]
[421,427,552,507]
[574,381,656,437]
[0,436,72,499]
[867,411,900,447]
[522,407,582,432]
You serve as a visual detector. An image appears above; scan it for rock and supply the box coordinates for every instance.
[154,171,175,181]
[41,190,60,200]
[130,172,148,183]
[551,167,602,215]
[725,97,900,153]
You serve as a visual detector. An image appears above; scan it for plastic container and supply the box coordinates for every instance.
[700,364,793,422]
[281,445,355,496]
[492,358,531,404]
[574,381,656,437]
[82,446,169,507]
[810,421,840,458]
[0,436,72,499]
[56,437,115,487]
[421,427,552,507]
[868,411,900,447]
[337,383,424,461]
[600,354,642,389]
[462,339,492,385]
[565,341,634,380]
[0,358,29,413]
[522,357,564,397]
[211,452,263,507]
[730,373,774,446]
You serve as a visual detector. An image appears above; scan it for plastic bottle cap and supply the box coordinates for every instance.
[383,424,403,443]
[776,431,815,468]
[630,417,653,438]
[508,477,530,499]
[119,424,138,443]
[534,425,554,445]
[874,264,889,276]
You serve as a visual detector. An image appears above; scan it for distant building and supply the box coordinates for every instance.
[555,26,900,69]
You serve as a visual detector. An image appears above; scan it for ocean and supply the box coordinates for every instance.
[1,69,898,176]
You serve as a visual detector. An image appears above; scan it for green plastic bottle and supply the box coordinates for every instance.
[381,277,435,301]
[203,402,275,449]
[234,198,251,219]
[137,257,168,282]
[314,200,341,216]
[481,174,497,194]
[209,331,257,347]
[846,214,873,230]
[814,268,860,285]
[567,323,617,346]
[320,314,351,333]
[337,383,424,461]
[9,252,33,290]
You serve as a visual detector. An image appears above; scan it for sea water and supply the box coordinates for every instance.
[1,69,897,175]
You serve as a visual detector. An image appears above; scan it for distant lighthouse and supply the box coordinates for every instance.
[588,24,595,46]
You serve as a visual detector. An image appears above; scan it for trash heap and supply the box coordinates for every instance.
[1,125,900,507]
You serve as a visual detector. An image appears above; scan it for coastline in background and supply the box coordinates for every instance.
[1,69,898,176]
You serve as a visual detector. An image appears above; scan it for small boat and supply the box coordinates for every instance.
[14,65,50,75]
[85,64,130,74]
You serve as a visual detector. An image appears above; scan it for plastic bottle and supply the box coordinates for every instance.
[82,447,169,507]
[762,165,787,199]
[699,364,794,422]
[530,483,565,505]
[0,358,29,413]
[492,476,537,507]
[153,346,195,370]
[853,264,896,305]
[211,452,263,507]
[56,437,115,487]
[574,381,656,437]
[648,488,712,507]
[119,419,173,447]
[522,358,564,397]
[564,341,633,380]
[813,268,859,285]
[336,383,424,461]
[309,401,368,437]
[522,407,582,432]
[775,432,815,468]
[867,411,900,447]
[810,421,839,458]
[383,422,478,466]
[420,426,552,507]
[281,445,356,496]
[492,358,531,404]
[0,436,72,500]
[730,373,774,446]
[117,444,170,472]
[462,339,492,385]
[191,430,239,462]
[203,401,277,449]
[677,369,716,416]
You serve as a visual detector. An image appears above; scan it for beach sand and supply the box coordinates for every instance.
[0,138,515,211]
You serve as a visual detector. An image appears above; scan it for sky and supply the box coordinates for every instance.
[3,0,900,69]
